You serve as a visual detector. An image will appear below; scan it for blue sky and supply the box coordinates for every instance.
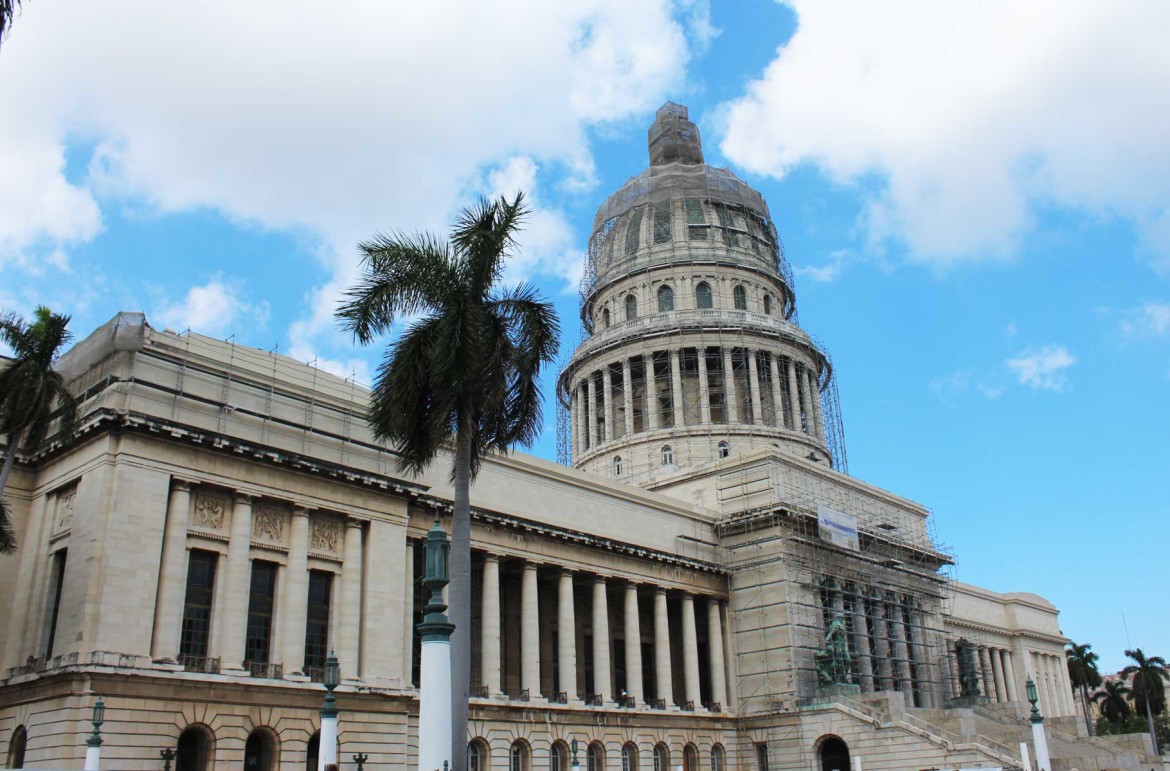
[2,1,1168,673]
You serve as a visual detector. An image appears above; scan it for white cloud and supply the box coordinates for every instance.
[0,0,705,352]
[154,276,269,338]
[795,248,853,283]
[1006,345,1075,391]
[928,370,1003,404]
[1120,301,1170,339]
[720,1,1170,268]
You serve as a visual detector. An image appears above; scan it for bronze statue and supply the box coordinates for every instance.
[814,612,853,685]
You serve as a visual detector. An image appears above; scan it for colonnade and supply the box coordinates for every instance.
[946,640,1075,715]
[1030,649,1075,717]
[572,345,824,458]
[820,579,936,707]
[476,555,732,712]
[945,642,1021,705]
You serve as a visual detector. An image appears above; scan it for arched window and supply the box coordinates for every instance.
[176,725,214,771]
[550,741,570,771]
[657,285,674,312]
[653,744,670,771]
[718,441,730,459]
[511,741,530,771]
[621,744,638,771]
[733,285,747,310]
[695,281,713,309]
[763,294,772,315]
[587,743,605,771]
[468,740,490,771]
[305,733,320,771]
[244,728,278,771]
[711,745,725,771]
[614,456,623,475]
[684,744,699,771]
[7,725,27,769]
[661,445,674,466]
[602,308,611,329]
[625,294,638,321]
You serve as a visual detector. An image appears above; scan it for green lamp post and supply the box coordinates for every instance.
[84,696,105,771]
[418,516,455,771]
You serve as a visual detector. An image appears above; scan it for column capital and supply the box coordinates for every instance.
[558,567,575,578]
[654,585,668,597]
[291,506,312,518]
[233,491,257,504]
[483,553,502,564]
[522,560,542,571]
[171,479,194,492]
[345,518,364,530]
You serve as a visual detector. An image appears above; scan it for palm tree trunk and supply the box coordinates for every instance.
[1145,693,1159,756]
[0,429,23,495]
[1080,685,1093,736]
[448,427,472,771]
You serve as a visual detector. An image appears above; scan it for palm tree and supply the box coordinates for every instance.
[1122,648,1168,755]
[1093,680,1133,727]
[336,193,559,771]
[0,306,79,554]
[1,0,24,47]
[1067,642,1102,735]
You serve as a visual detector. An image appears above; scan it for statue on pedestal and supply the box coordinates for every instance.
[815,612,853,686]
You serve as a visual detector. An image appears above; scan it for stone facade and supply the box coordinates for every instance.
[0,104,1155,771]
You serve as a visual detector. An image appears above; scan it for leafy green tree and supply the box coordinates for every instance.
[336,193,558,770]
[0,0,24,47]
[1066,642,1102,735]
[1093,679,1133,727]
[1122,648,1168,755]
[0,307,79,553]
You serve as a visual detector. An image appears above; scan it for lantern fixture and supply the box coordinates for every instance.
[1025,676,1042,723]
[87,697,105,748]
[322,649,340,717]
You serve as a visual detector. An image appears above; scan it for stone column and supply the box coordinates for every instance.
[799,367,815,438]
[219,493,254,672]
[707,598,727,709]
[849,591,875,691]
[337,519,364,678]
[747,351,763,423]
[768,355,784,428]
[786,358,802,433]
[557,570,578,702]
[592,578,611,703]
[481,556,501,695]
[601,368,613,444]
[282,508,310,674]
[152,480,192,661]
[571,387,581,459]
[722,347,739,423]
[653,588,672,705]
[585,377,597,448]
[990,648,1006,702]
[697,349,711,423]
[521,562,541,699]
[808,367,825,440]
[871,592,893,690]
[644,354,659,430]
[1003,649,1019,701]
[623,582,643,704]
[669,349,684,427]
[622,359,635,436]
[681,594,702,708]
[887,595,912,693]
[402,538,414,684]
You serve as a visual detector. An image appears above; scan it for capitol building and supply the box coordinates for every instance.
[0,104,1156,771]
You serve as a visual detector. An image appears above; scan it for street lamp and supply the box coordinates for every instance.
[417,516,455,771]
[318,650,340,771]
[1025,676,1042,723]
[160,747,177,771]
[83,696,105,771]
[571,740,580,771]
[1025,675,1052,771]
[353,752,369,771]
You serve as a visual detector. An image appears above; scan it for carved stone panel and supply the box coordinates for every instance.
[54,484,78,533]
[310,518,340,553]
[252,505,286,543]
[191,494,228,531]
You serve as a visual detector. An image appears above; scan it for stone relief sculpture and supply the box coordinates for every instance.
[252,506,285,542]
[311,519,340,552]
[191,494,226,530]
[55,487,77,531]
[815,611,852,686]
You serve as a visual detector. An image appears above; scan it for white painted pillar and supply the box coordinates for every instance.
[707,598,727,709]
[601,368,613,444]
[1019,742,1032,771]
[557,570,578,702]
[622,358,635,436]
[747,351,763,423]
[84,741,101,771]
[592,578,611,703]
[697,349,711,424]
[653,588,672,705]
[681,594,701,708]
[768,355,784,428]
[669,349,684,427]
[644,354,659,430]
[521,562,541,699]
[481,556,501,695]
[319,711,340,771]
[152,480,192,661]
[1032,719,1052,771]
[623,582,643,704]
[585,377,598,447]
[786,358,802,432]
[722,348,739,423]
[337,520,364,678]
[219,493,254,672]
[402,539,414,685]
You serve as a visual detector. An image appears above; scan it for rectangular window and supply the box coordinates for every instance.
[244,560,278,666]
[706,349,726,423]
[756,743,769,771]
[45,549,68,657]
[715,202,739,245]
[685,198,707,240]
[179,550,218,659]
[624,207,644,256]
[653,352,674,428]
[304,570,333,673]
[653,205,672,244]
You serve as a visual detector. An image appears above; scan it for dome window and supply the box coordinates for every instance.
[657,285,674,312]
[602,308,611,328]
[661,445,674,466]
[695,282,713,309]
[718,441,730,459]
[614,456,623,475]
[625,294,637,321]
[763,294,772,315]
[733,284,747,310]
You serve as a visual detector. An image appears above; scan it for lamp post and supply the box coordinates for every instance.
[160,747,177,771]
[353,752,369,771]
[318,650,340,771]
[1025,676,1051,771]
[570,740,580,771]
[84,696,105,771]
[417,516,454,771]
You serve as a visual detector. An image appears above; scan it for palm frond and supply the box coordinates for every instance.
[0,0,23,45]
[454,193,527,298]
